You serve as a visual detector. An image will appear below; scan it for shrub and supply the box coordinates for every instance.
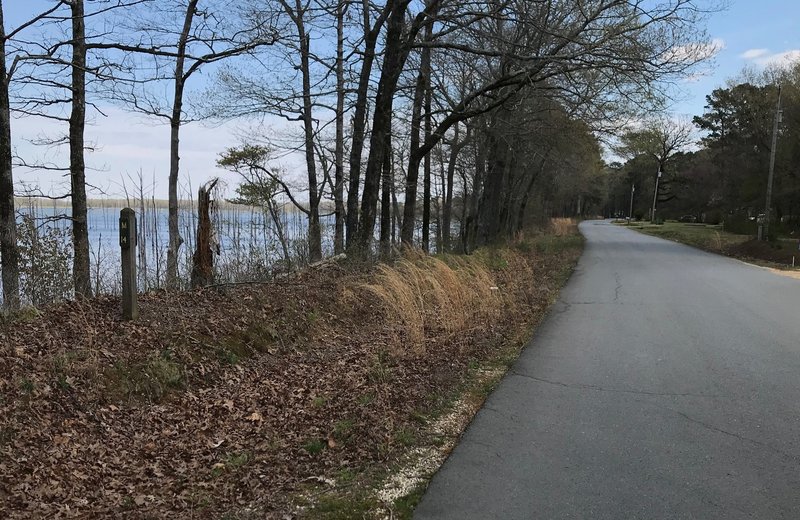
[723,213,757,235]
[16,216,73,306]
[703,210,723,225]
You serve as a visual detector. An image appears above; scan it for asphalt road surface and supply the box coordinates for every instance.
[415,220,800,519]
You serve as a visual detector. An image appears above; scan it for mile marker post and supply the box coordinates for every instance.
[120,208,138,320]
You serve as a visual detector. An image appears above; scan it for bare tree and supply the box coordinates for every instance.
[69,0,91,298]
[395,0,719,247]
[345,0,394,249]
[333,0,347,254]
[275,0,325,261]
[101,0,278,287]
[356,0,438,251]
[0,2,18,309]
[615,116,695,214]
[0,1,68,308]
[6,1,156,300]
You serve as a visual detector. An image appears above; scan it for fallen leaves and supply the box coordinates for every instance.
[245,411,263,423]
[0,240,583,519]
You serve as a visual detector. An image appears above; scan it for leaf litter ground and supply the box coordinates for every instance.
[1,234,582,519]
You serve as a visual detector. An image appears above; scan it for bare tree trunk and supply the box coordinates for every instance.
[298,34,322,262]
[442,122,462,251]
[70,0,91,298]
[0,4,19,309]
[463,131,486,253]
[380,130,392,257]
[421,53,432,252]
[391,151,401,244]
[400,3,436,247]
[333,0,347,254]
[279,0,322,261]
[191,179,218,288]
[515,160,544,233]
[458,169,469,253]
[268,201,291,269]
[476,129,506,246]
[435,145,445,253]
[400,52,428,246]
[166,0,198,289]
[345,0,385,249]
[137,171,147,291]
[355,1,411,252]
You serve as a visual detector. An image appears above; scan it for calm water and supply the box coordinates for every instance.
[12,202,335,297]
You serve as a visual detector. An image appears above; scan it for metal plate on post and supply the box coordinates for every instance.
[119,217,130,249]
[120,208,136,249]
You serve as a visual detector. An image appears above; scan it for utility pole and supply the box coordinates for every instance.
[763,84,782,241]
[650,169,662,223]
[629,183,635,221]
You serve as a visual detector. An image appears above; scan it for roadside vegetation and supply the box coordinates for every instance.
[0,219,583,519]
[618,220,800,269]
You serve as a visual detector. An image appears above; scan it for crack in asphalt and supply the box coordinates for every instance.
[465,439,508,462]
[509,371,720,399]
[507,372,800,464]
[614,272,622,302]
[480,405,509,418]
[671,410,800,463]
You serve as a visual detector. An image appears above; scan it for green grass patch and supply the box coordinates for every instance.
[333,419,356,441]
[393,485,427,520]
[20,378,35,394]
[621,221,749,253]
[303,438,326,456]
[105,350,185,402]
[0,306,40,326]
[304,493,380,520]
[527,233,585,255]
[393,427,416,447]
[211,452,250,478]
[357,392,375,406]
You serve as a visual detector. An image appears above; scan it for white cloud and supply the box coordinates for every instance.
[708,38,727,56]
[740,48,769,60]
[741,48,800,68]
[758,49,800,67]
[665,38,725,64]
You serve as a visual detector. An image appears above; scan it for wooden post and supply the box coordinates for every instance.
[120,208,138,320]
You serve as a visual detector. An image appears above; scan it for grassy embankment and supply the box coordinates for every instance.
[0,219,583,519]
[619,220,800,270]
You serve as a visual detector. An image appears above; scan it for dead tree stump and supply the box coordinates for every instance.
[191,178,219,289]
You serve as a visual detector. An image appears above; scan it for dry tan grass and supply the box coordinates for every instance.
[711,231,723,251]
[360,250,503,353]
[550,217,578,236]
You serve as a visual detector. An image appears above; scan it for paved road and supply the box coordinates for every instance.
[415,220,800,519]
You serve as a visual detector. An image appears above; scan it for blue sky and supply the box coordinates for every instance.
[672,0,800,117]
[4,1,800,199]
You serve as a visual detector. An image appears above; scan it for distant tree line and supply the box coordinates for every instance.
[0,0,719,309]
[607,63,800,230]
